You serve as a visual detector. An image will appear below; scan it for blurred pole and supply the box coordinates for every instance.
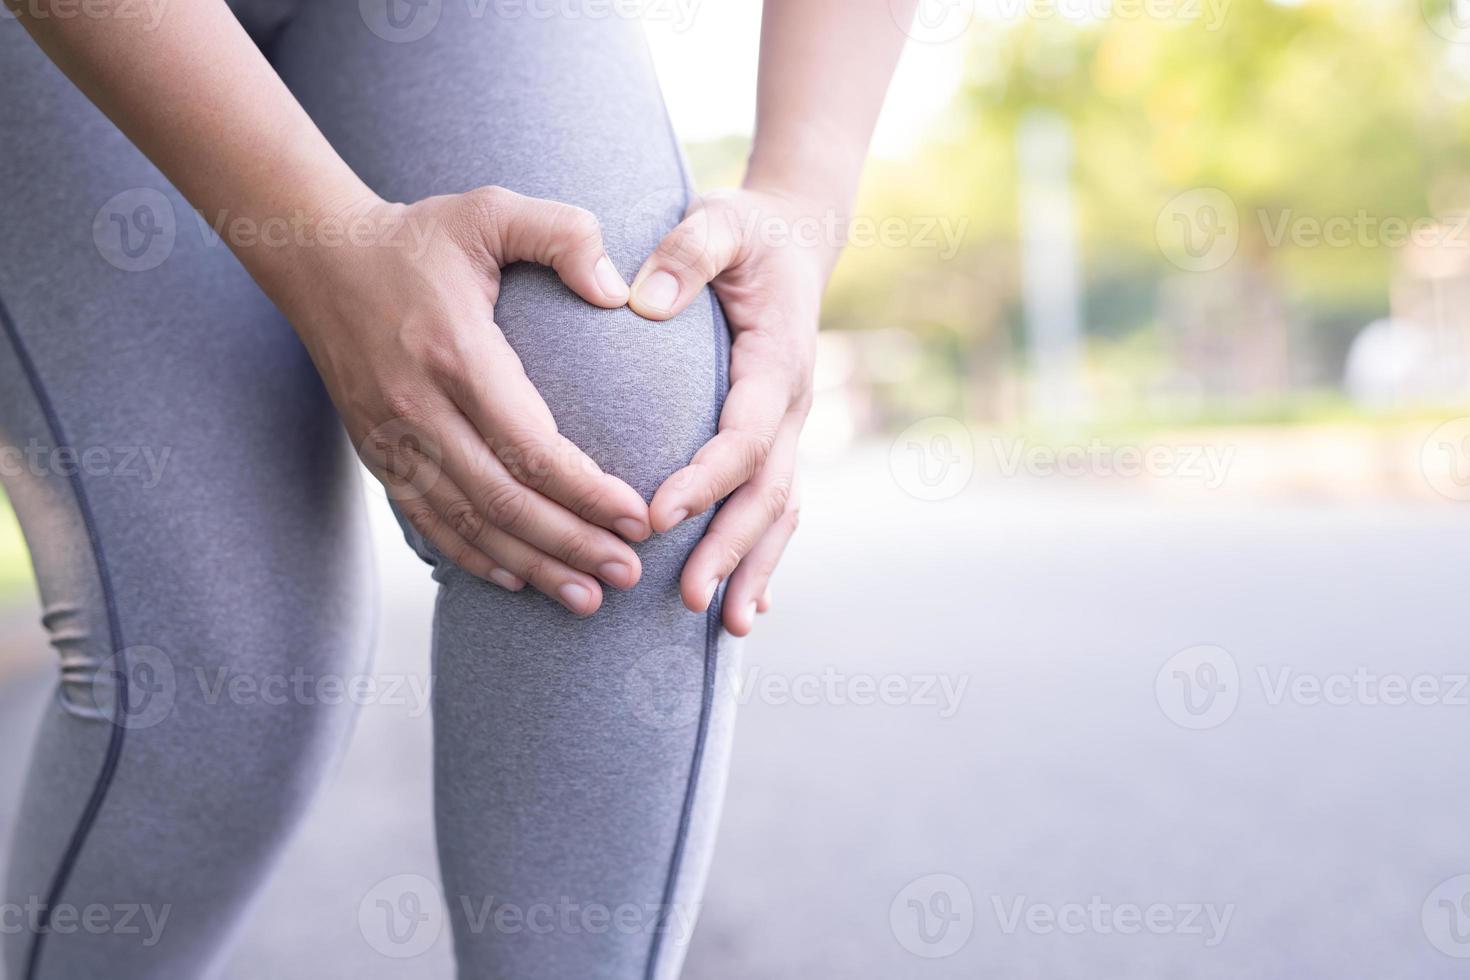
[1017,109,1089,422]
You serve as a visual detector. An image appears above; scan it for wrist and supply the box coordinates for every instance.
[743,124,867,217]
[733,180,850,283]
[223,181,386,303]
[741,134,870,283]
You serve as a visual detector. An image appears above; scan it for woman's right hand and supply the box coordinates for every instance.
[256,186,650,616]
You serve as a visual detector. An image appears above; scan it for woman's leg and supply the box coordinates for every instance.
[0,19,375,980]
[271,8,740,978]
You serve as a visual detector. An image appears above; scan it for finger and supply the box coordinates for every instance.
[356,413,523,590]
[455,516,607,617]
[722,502,798,636]
[467,186,630,307]
[433,411,644,590]
[390,482,526,593]
[399,466,606,616]
[629,198,745,320]
[676,418,800,614]
[650,366,791,532]
[445,338,652,542]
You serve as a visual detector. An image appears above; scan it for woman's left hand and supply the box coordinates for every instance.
[628,186,839,636]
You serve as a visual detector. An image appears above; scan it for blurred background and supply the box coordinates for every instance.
[649,0,1470,498]
[7,0,1470,976]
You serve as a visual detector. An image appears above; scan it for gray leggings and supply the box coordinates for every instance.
[0,3,738,978]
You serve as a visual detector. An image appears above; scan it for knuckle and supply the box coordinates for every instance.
[737,428,776,474]
[690,466,723,513]
[467,184,510,220]
[450,186,511,256]
[557,205,603,251]
[501,434,557,489]
[519,554,549,586]
[716,537,747,574]
[566,481,609,520]
[417,336,465,385]
[442,497,485,543]
[660,226,719,281]
[763,478,793,524]
[380,388,429,426]
[555,529,597,569]
[481,481,532,531]
[403,503,440,536]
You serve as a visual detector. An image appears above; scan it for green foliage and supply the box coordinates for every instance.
[795,0,1470,425]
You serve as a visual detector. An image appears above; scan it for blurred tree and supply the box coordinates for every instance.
[820,0,1470,423]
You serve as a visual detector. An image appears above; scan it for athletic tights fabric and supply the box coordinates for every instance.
[0,2,738,977]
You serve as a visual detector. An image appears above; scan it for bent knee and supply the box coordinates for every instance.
[492,264,728,500]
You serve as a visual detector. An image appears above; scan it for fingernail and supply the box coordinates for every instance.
[744,600,758,625]
[703,576,720,608]
[759,586,772,610]
[558,582,593,613]
[489,568,523,591]
[666,508,689,528]
[635,270,679,313]
[598,562,633,588]
[613,517,647,541]
[595,255,629,303]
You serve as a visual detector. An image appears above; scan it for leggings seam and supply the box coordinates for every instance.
[0,296,131,980]
[645,584,721,980]
[643,99,731,973]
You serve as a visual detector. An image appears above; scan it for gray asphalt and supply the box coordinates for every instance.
[3,446,1470,978]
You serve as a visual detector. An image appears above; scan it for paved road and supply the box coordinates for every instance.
[3,447,1470,978]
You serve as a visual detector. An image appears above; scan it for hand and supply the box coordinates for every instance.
[262,186,650,616]
[628,187,835,636]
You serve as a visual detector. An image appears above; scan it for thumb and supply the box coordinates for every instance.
[629,197,745,321]
[470,186,630,308]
